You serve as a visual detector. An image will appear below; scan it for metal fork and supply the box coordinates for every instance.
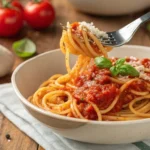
[101,12,150,47]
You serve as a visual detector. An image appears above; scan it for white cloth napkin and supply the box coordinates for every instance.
[0,83,150,150]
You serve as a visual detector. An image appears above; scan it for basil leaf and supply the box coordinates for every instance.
[13,38,36,58]
[116,58,125,67]
[119,64,139,77]
[95,57,112,69]
[110,66,118,76]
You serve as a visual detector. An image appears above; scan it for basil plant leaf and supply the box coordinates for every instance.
[13,38,36,58]
[110,66,119,76]
[119,64,139,77]
[116,58,125,68]
[95,57,112,69]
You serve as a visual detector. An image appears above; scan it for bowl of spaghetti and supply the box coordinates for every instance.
[12,22,150,144]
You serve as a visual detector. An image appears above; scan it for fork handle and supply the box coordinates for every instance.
[121,12,150,35]
[140,12,150,23]
[130,12,150,26]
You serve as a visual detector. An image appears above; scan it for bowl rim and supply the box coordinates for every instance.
[11,45,150,125]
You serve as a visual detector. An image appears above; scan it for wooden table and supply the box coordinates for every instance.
[0,0,150,149]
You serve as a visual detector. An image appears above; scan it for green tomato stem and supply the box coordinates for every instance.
[2,0,13,8]
[34,0,42,3]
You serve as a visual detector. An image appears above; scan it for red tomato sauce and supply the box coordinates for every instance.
[126,56,139,62]
[141,58,150,69]
[71,22,79,30]
[77,102,98,120]
[73,65,120,119]
[73,57,150,119]
[119,79,147,106]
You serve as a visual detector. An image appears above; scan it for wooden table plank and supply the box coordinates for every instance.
[0,0,150,150]
[0,114,37,150]
[38,146,45,150]
[0,114,4,150]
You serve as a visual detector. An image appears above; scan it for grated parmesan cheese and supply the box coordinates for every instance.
[126,61,141,67]
[79,22,108,39]
[134,65,150,81]
[126,59,150,82]
[135,65,145,72]
[85,81,96,87]
[139,73,150,81]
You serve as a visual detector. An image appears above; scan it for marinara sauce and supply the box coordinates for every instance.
[73,65,120,119]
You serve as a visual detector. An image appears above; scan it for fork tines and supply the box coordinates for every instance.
[100,33,117,45]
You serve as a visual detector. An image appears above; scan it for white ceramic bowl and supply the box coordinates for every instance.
[12,45,150,144]
[67,0,150,16]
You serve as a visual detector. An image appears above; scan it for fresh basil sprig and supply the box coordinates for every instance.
[110,58,125,76]
[118,64,139,77]
[110,66,118,76]
[116,58,125,67]
[95,57,112,69]
[94,57,139,77]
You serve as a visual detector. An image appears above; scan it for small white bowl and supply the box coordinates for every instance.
[67,0,150,16]
[12,45,150,144]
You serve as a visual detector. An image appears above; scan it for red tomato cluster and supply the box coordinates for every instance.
[0,0,55,37]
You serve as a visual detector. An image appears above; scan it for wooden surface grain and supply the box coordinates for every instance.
[0,0,150,150]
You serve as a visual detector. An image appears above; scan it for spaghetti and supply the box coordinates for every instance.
[29,22,150,121]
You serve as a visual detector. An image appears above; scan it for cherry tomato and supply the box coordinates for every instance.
[0,0,23,37]
[0,1,23,37]
[24,0,55,29]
